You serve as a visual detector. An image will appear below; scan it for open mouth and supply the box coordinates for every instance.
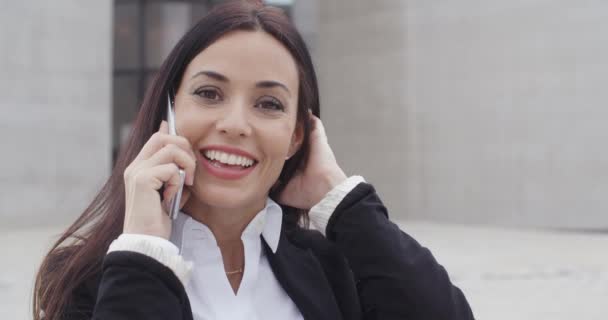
[199,147,259,180]
[201,149,258,169]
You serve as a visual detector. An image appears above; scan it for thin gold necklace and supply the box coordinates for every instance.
[225,268,243,275]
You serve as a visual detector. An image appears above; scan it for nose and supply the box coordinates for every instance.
[214,102,252,138]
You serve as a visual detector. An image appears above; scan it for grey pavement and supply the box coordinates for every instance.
[1,221,607,319]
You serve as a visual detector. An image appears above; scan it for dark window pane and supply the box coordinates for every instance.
[191,2,211,21]
[145,2,202,69]
[113,74,139,149]
[114,2,140,69]
[145,71,158,93]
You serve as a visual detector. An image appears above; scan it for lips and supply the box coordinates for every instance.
[198,145,258,180]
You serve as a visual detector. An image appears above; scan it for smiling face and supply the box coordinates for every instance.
[175,30,302,216]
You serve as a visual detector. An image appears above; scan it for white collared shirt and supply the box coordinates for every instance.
[108,176,365,320]
[169,198,302,320]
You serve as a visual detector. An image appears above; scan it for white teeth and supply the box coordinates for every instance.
[203,150,255,167]
[219,153,228,164]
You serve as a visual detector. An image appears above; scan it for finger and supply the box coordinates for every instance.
[162,185,191,214]
[135,134,196,164]
[163,176,191,213]
[134,123,196,163]
[144,144,196,185]
[179,187,192,209]
[307,109,316,131]
[308,113,328,141]
[162,170,185,212]
[159,120,168,133]
[138,162,181,191]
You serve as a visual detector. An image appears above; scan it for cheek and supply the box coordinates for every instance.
[175,108,214,143]
[260,122,295,160]
[256,123,295,187]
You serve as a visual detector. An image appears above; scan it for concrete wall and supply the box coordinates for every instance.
[0,1,112,227]
[315,0,409,222]
[316,0,608,229]
[292,0,320,57]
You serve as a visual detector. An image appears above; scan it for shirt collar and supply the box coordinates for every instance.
[173,198,283,254]
[256,197,282,253]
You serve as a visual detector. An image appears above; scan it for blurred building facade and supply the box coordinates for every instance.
[1,0,112,227]
[308,0,608,229]
[2,0,608,229]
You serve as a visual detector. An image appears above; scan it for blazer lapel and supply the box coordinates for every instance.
[262,233,342,320]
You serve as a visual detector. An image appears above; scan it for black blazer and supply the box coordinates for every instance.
[64,183,474,319]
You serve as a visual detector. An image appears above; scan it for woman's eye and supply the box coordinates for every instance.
[195,88,221,101]
[255,98,285,112]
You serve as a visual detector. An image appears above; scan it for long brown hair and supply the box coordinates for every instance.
[33,1,320,319]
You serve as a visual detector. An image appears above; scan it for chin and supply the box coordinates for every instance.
[195,183,268,211]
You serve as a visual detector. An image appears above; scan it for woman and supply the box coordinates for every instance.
[33,1,474,319]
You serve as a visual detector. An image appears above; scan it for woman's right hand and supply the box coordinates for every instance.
[122,121,197,239]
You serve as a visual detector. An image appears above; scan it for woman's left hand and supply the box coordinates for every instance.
[278,112,347,209]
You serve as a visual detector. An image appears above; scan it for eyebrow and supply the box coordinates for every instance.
[191,70,291,96]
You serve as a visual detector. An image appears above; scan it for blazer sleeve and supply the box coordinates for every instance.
[63,251,191,320]
[325,183,475,320]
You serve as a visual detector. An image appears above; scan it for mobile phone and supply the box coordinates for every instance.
[165,92,186,220]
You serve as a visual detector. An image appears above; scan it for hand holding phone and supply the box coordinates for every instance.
[122,113,195,239]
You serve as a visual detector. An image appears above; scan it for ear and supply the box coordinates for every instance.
[287,121,304,159]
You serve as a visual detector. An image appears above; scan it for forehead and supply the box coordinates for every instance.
[183,30,299,90]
